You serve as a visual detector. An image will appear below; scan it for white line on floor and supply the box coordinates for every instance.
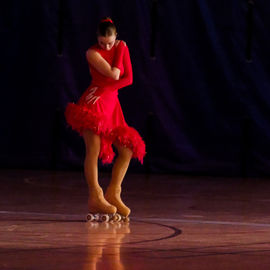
[1,211,270,228]
[0,211,83,219]
[182,215,204,218]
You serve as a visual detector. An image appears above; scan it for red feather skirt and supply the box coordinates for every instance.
[65,86,146,165]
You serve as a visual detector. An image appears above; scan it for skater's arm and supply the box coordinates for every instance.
[105,45,133,91]
[85,44,133,103]
[86,49,120,80]
[112,40,126,69]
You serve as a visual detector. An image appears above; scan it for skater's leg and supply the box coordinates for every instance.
[105,142,133,217]
[83,130,116,214]
[83,129,101,190]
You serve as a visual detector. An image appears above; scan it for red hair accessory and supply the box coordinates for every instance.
[101,18,113,24]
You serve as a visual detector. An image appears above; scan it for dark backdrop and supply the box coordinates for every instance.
[1,0,270,177]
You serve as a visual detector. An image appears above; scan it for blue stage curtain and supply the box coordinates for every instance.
[1,1,269,176]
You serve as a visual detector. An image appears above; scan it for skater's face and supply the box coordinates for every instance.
[98,34,116,51]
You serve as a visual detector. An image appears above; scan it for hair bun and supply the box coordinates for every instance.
[97,17,116,36]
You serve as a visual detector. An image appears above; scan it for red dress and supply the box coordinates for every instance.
[64,42,146,164]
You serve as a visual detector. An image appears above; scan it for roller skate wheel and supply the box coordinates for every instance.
[111,215,117,222]
[100,214,110,222]
[114,213,122,222]
[86,213,95,222]
[123,216,130,223]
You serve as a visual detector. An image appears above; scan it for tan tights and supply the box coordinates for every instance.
[82,130,132,217]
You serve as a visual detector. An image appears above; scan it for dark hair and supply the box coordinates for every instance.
[97,17,117,37]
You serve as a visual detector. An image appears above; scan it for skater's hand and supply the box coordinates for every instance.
[115,40,126,47]
[85,87,100,104]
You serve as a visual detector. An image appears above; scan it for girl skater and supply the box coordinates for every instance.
[65,17,146,221]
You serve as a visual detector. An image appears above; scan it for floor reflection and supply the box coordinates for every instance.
[83,222,130,270]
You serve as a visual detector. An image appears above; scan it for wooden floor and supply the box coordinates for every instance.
[1,169,270,270]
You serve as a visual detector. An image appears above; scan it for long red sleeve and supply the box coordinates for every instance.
[93,45,133,97]
[112,40,126,69]
[88,42,133,98]
[108,45,133,91]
